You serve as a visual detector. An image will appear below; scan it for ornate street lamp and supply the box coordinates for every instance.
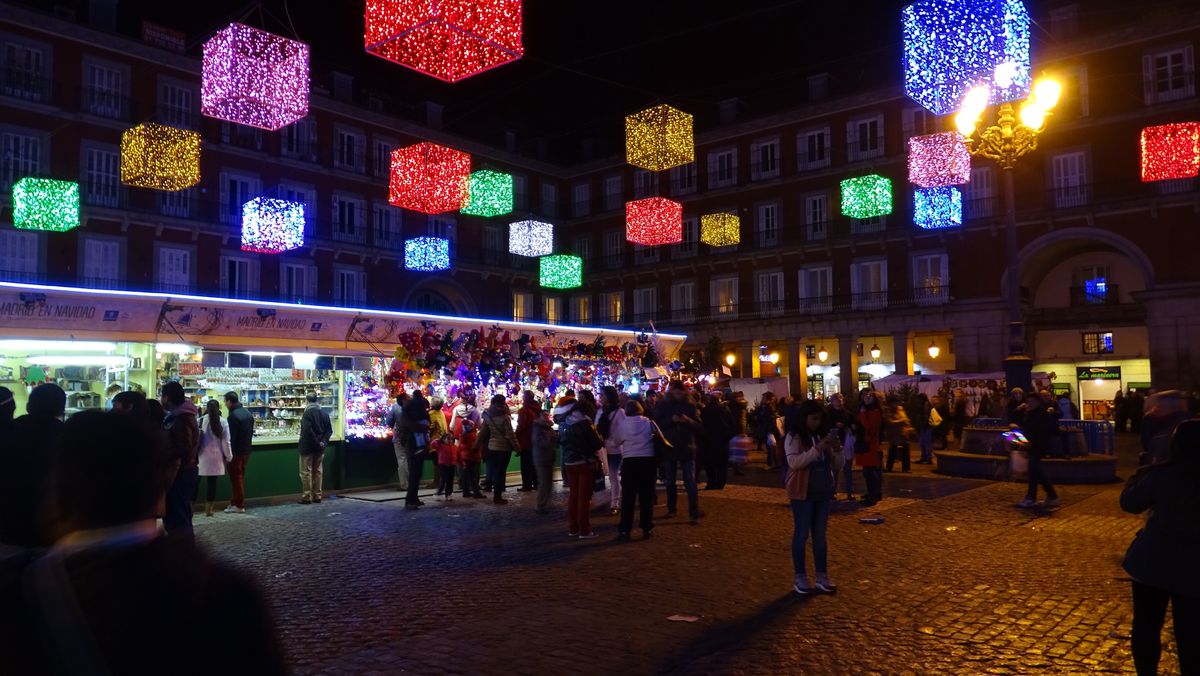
[955,78,1061,392]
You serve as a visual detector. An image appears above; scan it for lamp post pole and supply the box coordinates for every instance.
[1001,163,1032,393]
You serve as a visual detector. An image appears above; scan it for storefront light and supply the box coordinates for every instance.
[928,341,941,359]
[0,340,117,352]
[154,343,195,355]
[292,353,318,369]
[817,347,829,362]
[869,343,882,360]
[28,355,129,366]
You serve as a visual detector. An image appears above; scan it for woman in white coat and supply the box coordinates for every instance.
[198,398,233,516]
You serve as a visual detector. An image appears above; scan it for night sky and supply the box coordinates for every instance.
[24,0,1193,163]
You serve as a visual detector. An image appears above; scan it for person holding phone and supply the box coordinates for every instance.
[784,400,844,595]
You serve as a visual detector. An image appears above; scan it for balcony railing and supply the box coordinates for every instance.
[81,87,132,121]
[1069,284,1120,307]
[0,69,55,104]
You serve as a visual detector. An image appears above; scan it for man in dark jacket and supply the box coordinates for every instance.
[223,391,255,513]
[400,391,432,507]
[161,381,200,542]
[298,393,332,504]
[1139,390,1192,466]
[701,391,733,490]
[655,382,705,520]
[0,384,66,547]
[386,392,412,491]
[1018,390,1060,508]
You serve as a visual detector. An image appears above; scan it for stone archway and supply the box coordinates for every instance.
[402,278,477,317]
[1003,227,1156,301]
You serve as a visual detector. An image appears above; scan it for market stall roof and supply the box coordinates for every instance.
[0,282,686,359]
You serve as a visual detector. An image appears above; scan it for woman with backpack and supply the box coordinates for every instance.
[784,400,843,595]
[856,389,884,506]
[556,396,604,539]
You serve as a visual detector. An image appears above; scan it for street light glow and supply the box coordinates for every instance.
[1032,78,1062,110]
[725,354,736,367]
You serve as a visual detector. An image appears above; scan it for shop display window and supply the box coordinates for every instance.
[0,339,157,415]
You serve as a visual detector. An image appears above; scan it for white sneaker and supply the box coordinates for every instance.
[1016,498,1036,508]
[223,505,237,514]
[793,574,812,595]
[578,532,599,539]
[234,507,246,514]
[814,574,838,593]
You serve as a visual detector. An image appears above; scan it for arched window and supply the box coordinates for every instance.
[409,290,454,315]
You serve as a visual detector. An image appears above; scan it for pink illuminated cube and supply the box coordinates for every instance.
[908,132,971,188]
[202,23,309,131]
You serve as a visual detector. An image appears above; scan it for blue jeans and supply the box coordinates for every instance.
[919,428,933,462]
[790,499,830,575]
[664,457,699,516]
[165,466,199,543]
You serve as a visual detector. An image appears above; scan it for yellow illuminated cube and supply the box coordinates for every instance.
[625,104,694,171]
[120,123,201,191]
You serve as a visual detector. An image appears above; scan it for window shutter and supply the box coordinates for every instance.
[845,121,855,159]
[1142,54,1155,104]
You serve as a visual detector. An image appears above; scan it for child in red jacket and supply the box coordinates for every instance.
[433,434,459,501]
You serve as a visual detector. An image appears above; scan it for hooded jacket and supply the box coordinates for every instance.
[558,406,603,466]
[164,401,200,470]
[481,403,519,453]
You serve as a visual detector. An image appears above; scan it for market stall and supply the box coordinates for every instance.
[0,281,686,502]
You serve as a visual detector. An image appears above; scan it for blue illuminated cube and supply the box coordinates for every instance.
[902,0,1031,115]
[913,186,962,229]
[404,236,450,272]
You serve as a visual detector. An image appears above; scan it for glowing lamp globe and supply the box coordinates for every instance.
[364,0,524,83]
[840,175,894,219]
[902,0,1031,115]
[404,236,451,272]
[461,169,514,217]
[700,212,740,247]
[1140,122,1200,182]
[539,254,583,290]
[120,123,201,191]
[625,104,695,171]
[12,178,80,232]
[201,23,310,131]
[240,198,305,253]
[908,132,971,188]
[913,187,963,229]
[508,220,554,257]
[625,197,683,246]
[389,142,472,214]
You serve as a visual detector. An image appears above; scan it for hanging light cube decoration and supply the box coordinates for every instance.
[240,198,305,253]
[908,132,971,188]
[389,142,472,214]
[201,23,310,130]
[840,175,894,219]
[913,187,963,229]
[539,254,582,290]
[364,0,524,83]
[404,236,451,272]
[12,178,80,232]
[120,123,201,191]
[625,197,683,246]
[625,104,695,171]
[700,212,740,247]
[461,169,514,217]
[508,220,554,257]
[1140,122,1200,182]
[902,0,1031,115]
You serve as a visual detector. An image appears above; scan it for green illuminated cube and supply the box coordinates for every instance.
[460,169,513,217]
[840,174,893,219]
[539,254,582,290]
[12,178,81,232]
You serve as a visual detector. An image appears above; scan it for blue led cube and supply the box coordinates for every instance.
[913,186,962,229]
[404,236,450,271]
[902,0,1031,116]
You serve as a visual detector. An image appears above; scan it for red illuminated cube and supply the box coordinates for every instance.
[364,0,524,83]
[625,197,682,246]
[389,142,472,214]
[1141,122,1200,182]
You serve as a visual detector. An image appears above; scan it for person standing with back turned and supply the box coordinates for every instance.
[224,391,254,513]
[298,393,332,504]
[161,381,199,542]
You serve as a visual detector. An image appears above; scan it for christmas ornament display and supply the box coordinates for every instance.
[240,197,306,253]
[539,254,582,289]
[461,169,514,217]
[625,197,683,246]
[907,131,971,188]
[405,236,451,271]
[364,0,524,83]
[12,178,80,232]
[508,220,554,257]
[201,23,310,130]
[625,104,695,171]
[840,175,894,219]
[913,186,963,229]
[1140,122,1200,182]
[700,212,740,247]
[389,142,472,214]
[902,0,1031,115]
[120,123,201,191]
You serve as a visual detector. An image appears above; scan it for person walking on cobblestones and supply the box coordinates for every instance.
[1016,390,1060,509]
[701,391,733,490]
[1120,418,1200,676]
[856,389,884,507]
[597,386,626,516]
[451,393,484,498]
[913,393,935,464]
[785,400,843,595]
[531,407,558,514]
[557,397,604,538]
[612,399,659,541]
[481,394,519,504]
[826,393,856,500]
[298,393,332,505]
[883,395,913,474]
[656,381,705,521]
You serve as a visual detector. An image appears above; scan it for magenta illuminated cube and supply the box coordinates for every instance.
[908,132,971,188]
[364,0,524,83]
[202,23,310,131]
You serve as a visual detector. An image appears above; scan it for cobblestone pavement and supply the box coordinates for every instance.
[195,439,1177,675]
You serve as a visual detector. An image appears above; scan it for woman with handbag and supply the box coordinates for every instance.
[856,389,885,506]
[785,400,844,595]
[1119,418,1200,675]
[611,399,662,540]
[556,397,604,538]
